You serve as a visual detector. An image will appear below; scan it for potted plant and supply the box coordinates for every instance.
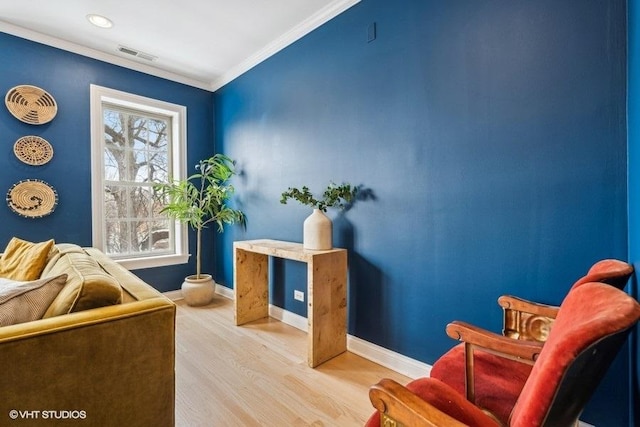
[156,154,246,306]
[280,182,357,250]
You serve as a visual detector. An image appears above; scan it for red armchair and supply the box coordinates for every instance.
[367,282,640,426]
[427,259,633,423]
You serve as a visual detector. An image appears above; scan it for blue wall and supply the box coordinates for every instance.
[0,32,216,292]
[628,1,640,426]
[215,0,631,425]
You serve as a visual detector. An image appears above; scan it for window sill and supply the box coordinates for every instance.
[115,254,190,270]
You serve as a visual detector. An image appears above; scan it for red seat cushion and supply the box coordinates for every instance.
[430,343,533,424]
[365,376,498,427]
[365,345,531,426]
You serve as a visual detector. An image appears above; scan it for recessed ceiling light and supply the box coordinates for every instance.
[87,14,113,29]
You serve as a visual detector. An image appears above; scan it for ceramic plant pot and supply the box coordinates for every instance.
[181,274,215,306]
[303,208,332,250]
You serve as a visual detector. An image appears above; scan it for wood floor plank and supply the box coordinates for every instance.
[175,296,412,426]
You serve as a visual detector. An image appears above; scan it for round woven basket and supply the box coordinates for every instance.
[6,179,58,218]
[14,135,54,166]
[5,85,58,125]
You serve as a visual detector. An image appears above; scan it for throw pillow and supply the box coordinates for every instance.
[0,237,55,281]
[0,274,67,327]
[42,252,123,318]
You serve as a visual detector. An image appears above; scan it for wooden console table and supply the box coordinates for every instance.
[233,239,347,367]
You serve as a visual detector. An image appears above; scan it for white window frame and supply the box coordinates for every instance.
[90,84,189,270]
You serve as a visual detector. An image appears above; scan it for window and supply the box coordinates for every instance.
[90,85,188,269]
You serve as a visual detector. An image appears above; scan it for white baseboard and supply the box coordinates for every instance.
[269,304,309,332]
[347,335,431,379]
[214,284,234,300]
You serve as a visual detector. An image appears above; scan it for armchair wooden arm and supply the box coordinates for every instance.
[497,295,559,341]
[369,378,470,427]
[445,320,542,403]
[497,295,560,318]
[446,321,543,363]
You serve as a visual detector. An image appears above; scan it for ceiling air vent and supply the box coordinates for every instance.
[117,45,157,62]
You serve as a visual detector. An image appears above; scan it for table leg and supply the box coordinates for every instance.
[307,251,347,367]
[234,248,269,325]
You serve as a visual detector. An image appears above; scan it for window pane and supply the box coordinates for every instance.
[133,150,149,182]
[105,221,130,255]
[131,185,152,218]
[104,148,120,181]
[150,150,169,183]
[103,109,124,148]
[104,187,118,220]
[150,220,171,252]
[104,186,130,221]
[131,116,148,150]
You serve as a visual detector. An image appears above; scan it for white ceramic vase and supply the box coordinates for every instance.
[303,208,332,250]
[182,274,215,306]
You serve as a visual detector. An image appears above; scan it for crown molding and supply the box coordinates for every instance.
[209,0,361,91]
[0,20,213,91]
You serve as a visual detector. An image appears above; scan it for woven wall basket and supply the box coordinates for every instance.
[5,85,58,125]
[6,179,58,218]
[14,135,54,166]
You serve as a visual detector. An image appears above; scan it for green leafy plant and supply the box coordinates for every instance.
[156,154,246,279]
[280,182,358,212]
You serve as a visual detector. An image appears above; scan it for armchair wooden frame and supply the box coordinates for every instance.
[445,321,542,403]
[499,295,560,341]
[369,379,468,427]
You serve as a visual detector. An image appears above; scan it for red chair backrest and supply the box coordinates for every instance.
[570,259,633,291]
[510,282,640,426]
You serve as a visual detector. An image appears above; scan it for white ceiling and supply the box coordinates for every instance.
[0,0,359,91]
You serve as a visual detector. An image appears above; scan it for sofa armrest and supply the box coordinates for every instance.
[0,298,175,427]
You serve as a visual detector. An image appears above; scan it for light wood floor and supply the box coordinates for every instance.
[174,296,411,426]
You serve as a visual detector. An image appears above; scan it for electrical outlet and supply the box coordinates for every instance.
[294,290,305,302]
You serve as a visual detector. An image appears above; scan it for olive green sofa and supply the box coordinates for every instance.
[0,244,176,427]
